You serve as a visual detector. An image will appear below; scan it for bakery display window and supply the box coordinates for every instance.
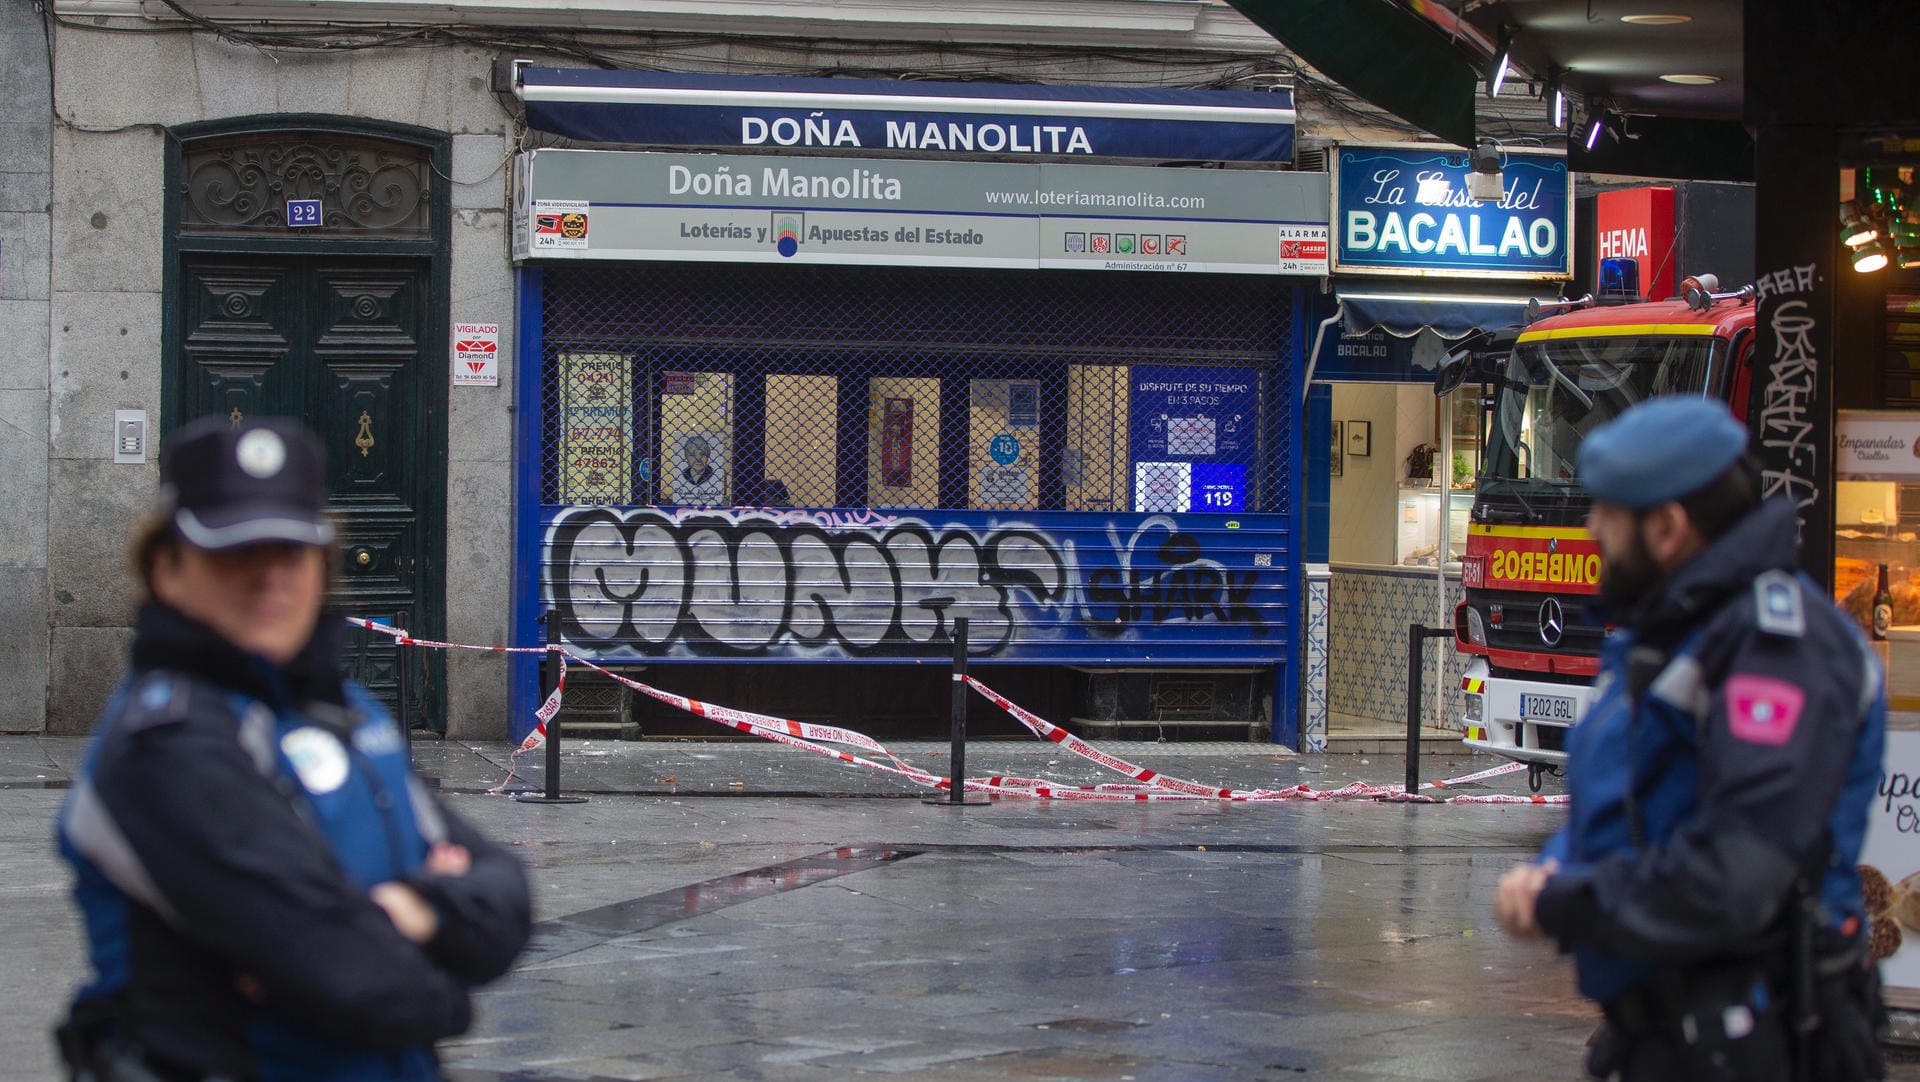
[1836,409,1920,710]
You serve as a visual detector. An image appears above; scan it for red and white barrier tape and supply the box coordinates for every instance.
[1422,760,1528,788]
[349,618,563,791]
[346,617,1567,805]
[519,653,568,752]
[956,676,1564,802]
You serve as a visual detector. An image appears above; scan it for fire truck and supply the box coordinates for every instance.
[1434,275,1757,790]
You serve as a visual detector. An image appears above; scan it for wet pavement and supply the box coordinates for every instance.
[2,731,1911,1080]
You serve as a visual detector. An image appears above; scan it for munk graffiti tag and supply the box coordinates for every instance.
[542,507,1277,659]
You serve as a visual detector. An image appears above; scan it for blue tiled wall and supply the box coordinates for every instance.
[1328,565,1468,730]
[1303,569,1329,752]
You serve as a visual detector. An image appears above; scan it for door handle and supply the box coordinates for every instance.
[355,410,375,457]
[355,549,373,568]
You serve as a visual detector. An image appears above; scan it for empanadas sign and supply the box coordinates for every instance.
[1859,731,1920,996]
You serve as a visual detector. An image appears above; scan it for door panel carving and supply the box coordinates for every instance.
[175,255,435,725]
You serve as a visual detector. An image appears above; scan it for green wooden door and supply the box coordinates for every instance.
[174,254,444,728]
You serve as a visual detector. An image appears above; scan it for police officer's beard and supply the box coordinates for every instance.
[1597,527,1665,612]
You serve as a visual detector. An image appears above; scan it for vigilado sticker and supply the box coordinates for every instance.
[282,727,350,795]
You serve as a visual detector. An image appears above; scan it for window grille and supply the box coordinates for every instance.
[179,132,431,236]
[538,263,1296,515]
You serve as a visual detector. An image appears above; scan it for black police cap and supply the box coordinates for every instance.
[158,416,332,550]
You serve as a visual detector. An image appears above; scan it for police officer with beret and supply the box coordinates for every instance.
[56,417,531,1081]
[1494,395,1887,1081]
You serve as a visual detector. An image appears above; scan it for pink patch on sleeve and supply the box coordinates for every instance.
[1724,674,1806,746]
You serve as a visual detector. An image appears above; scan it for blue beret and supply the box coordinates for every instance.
[1577,396,1748,510]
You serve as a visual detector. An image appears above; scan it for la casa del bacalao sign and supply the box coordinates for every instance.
[1331,144,1572,280]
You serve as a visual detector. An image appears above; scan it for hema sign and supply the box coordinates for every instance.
[1331,144,1572,280]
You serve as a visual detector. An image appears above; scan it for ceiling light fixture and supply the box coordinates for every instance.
[1840,202,1879,248]
[1468,141,1504,202]
[1853,238,1890,273]
[1488,26,1515,98]
[1583,105,1619,153]
[1659,74,1722,85]
[1620,14,1693,25]
[1840,167,1920,269]
[1893,217,1920,269]
[1547,67,1566,129]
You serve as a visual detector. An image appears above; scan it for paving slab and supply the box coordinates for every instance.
[3,732,1914,1080]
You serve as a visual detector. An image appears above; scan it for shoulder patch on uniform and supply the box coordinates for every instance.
[1725,673,1806,746]
[1752,570,1805,639]
[121,673,193,733]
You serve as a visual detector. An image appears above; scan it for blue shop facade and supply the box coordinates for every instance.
[504,70,1331,744]
[1300,143,1572,749]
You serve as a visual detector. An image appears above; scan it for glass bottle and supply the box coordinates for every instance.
[1874,563,1894,641]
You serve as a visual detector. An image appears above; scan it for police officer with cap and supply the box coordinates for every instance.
[1494,395,1887,1081]
[56,416,530,1081]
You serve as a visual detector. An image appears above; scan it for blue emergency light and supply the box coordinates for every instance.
[1598,257,1641,302]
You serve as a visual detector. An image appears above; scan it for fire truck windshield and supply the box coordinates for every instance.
[1482,335,1719,486]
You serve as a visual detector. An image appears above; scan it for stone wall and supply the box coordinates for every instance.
[0,2,52,732]
[43,26,516,735]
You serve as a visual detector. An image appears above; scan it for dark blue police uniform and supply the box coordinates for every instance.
[59,605,531,1081]
[55,416,529,1082]
[1527,398,1886,1081]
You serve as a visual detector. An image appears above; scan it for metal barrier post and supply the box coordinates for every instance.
[1405,625,1455,795]
[517,611,587,805]
[927,617,989,806]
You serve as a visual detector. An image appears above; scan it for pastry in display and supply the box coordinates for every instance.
[1861,863,1904,962]
[1873,915,1904,963]
[1863,863,1895,917]
[1896,871,1920,933]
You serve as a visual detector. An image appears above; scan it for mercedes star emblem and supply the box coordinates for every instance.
[1538,596,1566,647]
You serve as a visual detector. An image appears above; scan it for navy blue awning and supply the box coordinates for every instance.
[515,68,1296,164]
[1308,283,1558,383]
[1337,284,1554,340]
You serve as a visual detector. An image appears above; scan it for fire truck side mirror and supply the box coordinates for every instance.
[1435,328,1513,398]
[1435,348,1474,397]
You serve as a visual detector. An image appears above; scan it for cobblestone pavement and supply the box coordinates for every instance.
[3,734,1913,1081]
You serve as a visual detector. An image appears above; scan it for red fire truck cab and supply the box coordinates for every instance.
[1438,281,1756,789]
